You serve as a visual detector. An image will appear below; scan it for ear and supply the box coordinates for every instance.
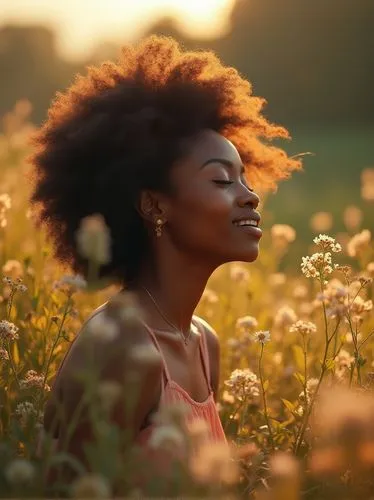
[136,190,166,222]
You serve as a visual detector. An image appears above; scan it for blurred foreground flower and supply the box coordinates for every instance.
[149,423,185,452]
[76,213,111,265]
[86,312,119,342]
[310,386,374,475]
[4,458,35,484]
[71,473,111,499]
[189,441,239,486]
[267,452,300,500]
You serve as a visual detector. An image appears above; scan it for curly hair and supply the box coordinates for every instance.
[29,35,302,286]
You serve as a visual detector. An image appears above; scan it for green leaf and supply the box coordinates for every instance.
[31,295,39,311]
[292,344,305,371]
[293,372,305,386]
[325,357,335,371]
[281,398,296,413]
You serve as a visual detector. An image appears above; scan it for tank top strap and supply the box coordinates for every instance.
[193,318,213,393]
[140,321,171,384]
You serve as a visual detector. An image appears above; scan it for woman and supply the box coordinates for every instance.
[30,35,301,492]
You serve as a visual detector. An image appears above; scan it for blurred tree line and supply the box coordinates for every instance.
[0,0,373,128]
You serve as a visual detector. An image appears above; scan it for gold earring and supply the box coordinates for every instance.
[155,218,164,238]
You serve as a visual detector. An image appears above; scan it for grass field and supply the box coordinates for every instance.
[0,103,373,499]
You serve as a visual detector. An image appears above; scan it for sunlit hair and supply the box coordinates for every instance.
[29,35,302,285]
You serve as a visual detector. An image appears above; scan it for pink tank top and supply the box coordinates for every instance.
[135,319,227,449]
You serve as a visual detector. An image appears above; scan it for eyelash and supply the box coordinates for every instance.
[213,180,234,185]
[213,179,254,191]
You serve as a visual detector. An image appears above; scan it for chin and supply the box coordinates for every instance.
[225,246,260,264]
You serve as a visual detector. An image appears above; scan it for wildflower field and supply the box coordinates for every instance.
[0,102,374,499]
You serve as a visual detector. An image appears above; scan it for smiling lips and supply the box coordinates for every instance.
[232,215,262,239]
[232,212,261,227]
[233,219,258,227]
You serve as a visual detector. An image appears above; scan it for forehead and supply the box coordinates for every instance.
[181,129,242,167]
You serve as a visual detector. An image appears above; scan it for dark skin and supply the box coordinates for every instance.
[42,128,261,480]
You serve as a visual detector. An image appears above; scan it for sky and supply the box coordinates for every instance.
[0,0,237,61]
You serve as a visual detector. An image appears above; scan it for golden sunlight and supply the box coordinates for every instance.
[0,0,236,61]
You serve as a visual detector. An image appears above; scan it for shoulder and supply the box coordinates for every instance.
[192,315,220,399]
[67,304,164,381]
[45,304,163,430]
[193,315,220,354]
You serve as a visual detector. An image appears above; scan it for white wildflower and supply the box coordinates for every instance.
[224,368,260,402]
[289,320,317,336]
[0,347,9,360]
[20,370,50,391]
[0,320,19,341]
[313,234,342,253]
[2,276,13,286]
[254,330,271,344]
[301,252,334,278]
[15,401,42,427]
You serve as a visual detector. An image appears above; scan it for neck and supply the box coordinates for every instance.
[132,246,216,333]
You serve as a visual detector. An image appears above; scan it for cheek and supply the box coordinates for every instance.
[168,189,233,245]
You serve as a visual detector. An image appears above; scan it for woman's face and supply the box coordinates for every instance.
[163,129,262,266]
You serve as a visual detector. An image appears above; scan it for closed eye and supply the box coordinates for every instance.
[213,180,234,185]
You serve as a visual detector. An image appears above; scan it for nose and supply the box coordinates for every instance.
[237,183,260,209]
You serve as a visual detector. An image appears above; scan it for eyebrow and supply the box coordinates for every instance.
[200,158,245,174]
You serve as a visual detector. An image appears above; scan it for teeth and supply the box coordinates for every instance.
[234,219,258,227]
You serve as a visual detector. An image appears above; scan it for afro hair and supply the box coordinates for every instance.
[29,35,302,286]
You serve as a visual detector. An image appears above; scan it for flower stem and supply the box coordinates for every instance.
[259,343,275,451]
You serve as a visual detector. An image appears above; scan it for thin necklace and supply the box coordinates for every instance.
[142,286,192,345]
